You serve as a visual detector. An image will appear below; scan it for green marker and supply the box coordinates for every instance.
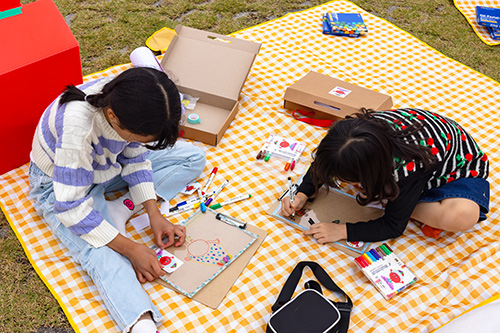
[264,151,272,161]
[210,194,251,209]
[379,244,391,255]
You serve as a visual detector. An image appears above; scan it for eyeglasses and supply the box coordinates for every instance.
[333,179,362,190]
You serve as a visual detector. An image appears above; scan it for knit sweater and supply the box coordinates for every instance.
[31,78,157,248]
[297,108,489,242]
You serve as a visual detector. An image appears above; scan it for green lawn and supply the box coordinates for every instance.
[1,0,498,332]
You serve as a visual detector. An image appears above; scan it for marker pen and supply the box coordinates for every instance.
[174,197,202,208]
[284,158,293,171]
[380,244,391,255]
[257,137,273,160]
[375,247,386,259]
[362,253,372,265]
[359,256,370,267]
[288,177,295,217]
[264,151,272,161]
[209,194,251,209]
[168,202,200,215]
[370,249,381,261]
[215,212,247,229]
[354,257,366,268]
[383,243,394,253]
[366,251,377,263]
[205,179,229,206]
[202,167,218,195]
[197,186,206,213]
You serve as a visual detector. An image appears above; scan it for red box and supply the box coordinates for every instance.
[0,0,82,175]
[0,0,21,12]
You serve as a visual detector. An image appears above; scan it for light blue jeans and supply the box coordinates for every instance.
[28,141,206,333]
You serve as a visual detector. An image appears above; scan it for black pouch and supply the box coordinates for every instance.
[266,261,353,333]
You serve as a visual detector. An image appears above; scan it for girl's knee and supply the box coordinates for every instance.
[442,203,479,232]
[190,146,206,172]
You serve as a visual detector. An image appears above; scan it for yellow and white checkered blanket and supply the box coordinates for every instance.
[455,0,500,45]
[2,1,500,332]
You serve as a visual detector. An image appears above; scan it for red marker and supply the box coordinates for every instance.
[284,158,292,171]
[355,257,366,268]
[359,256,369,267]
[202,167,218,195]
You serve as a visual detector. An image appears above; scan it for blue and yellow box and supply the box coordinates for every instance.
[476,6,500,29]
[487,26,500,40]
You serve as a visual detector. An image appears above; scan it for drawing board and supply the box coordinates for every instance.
[267,186,384,256]
[152,209,259,300]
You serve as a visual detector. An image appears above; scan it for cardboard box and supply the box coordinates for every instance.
[160,25,261,145]
[0,0,82,175]
[284,71,393,120]
[476,6,500,29]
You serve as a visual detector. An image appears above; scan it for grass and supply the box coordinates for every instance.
[1,0,498,332]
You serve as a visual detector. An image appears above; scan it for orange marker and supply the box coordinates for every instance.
[362,253,372,265]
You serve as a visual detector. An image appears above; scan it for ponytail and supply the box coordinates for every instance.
[59,85,109,108]
[58,85,85,105]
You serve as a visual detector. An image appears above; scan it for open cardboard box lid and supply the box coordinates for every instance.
[284,71,393,120]
[161,25,260,102]
[160,25,261,145]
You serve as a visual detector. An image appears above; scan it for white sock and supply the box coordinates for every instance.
[106,192,143,235]
[130,318,157,333]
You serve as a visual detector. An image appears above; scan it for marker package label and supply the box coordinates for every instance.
[260,134,306,160]
[355,244,417,300]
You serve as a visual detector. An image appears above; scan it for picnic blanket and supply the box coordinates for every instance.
[455,0,500,45]
[2,1,500,332]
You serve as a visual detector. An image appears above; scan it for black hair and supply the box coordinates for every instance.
[311,108,435,205]
[59,67,181,150]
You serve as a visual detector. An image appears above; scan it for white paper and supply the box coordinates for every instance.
[129,214,149,231]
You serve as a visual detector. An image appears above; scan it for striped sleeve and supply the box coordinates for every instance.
[118,142,156,205]
[53,147,118,247]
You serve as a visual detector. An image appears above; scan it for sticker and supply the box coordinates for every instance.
[156,249,183,273]
[123,199,134,210]
[181,182,200,195]
[328,86,352,98]
[346,240,364,248]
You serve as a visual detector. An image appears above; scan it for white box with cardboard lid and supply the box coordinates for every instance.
[284,71,393,121]
[160,25,261,145]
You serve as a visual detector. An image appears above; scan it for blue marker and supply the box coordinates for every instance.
[370,249,380,261]
[366,251,377,263]
[176,197,201,208]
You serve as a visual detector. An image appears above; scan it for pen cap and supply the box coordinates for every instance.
[210,203,222,209]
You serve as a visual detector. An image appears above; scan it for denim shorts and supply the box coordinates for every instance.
[419,177,490,221]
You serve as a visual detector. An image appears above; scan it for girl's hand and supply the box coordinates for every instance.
[107,234,165,283]
[128,242,166,283]
[281,192,308,216]
[303,223,347,244]
[149,213,186,249]
[142,199,186,249]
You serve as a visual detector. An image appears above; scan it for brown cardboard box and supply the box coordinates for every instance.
[284,71,393,121]
[160,25,261,145]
